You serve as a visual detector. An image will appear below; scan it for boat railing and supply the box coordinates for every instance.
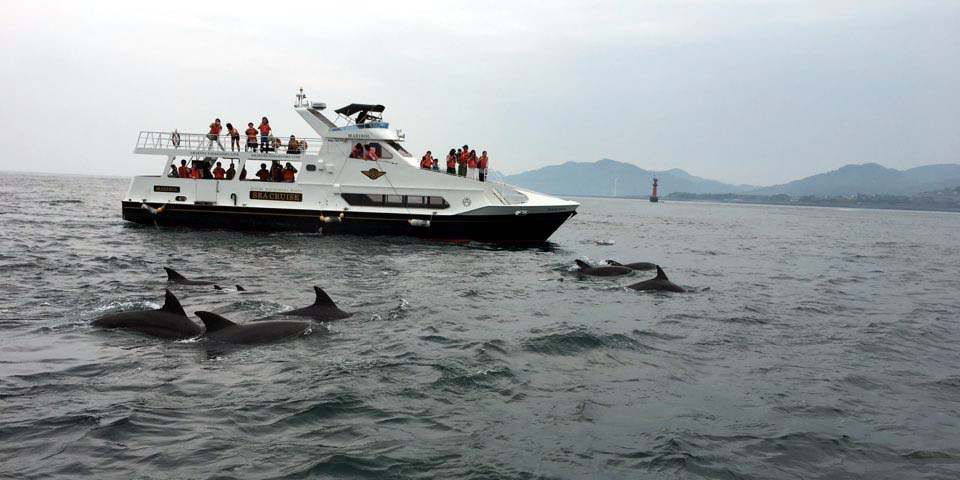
[135,131,324,156]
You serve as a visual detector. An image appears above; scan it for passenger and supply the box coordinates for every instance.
[206,118,225,150]
[467,150,478,180]
[270,160,283,182]
[190,161,202,179]
[255,163,271,181]
[178,159,190,178]
[350,143,363,159]
[478,151,489,182]
[168,164,179,178]
[270,135,281,152]
[245,122,258,152]
[286,135,301,154]
[202,160,214,179]
[227,123,240,152]
[282,162,298,182]
[226,162,236,180]
[446,149,457,175]
[299,139,308,152]
[420,151,433,169]
[239,165,248,180]
[258,117,271,152]
[213,161,226,179]
[457,148,468,177]
[365,145,379,161]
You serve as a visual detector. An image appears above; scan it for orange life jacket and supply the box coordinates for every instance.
[229,128,239,139]
[178,166,189,178]
[446,155,456,168]
[468,156,478,168]
[209,123,222,135]
[283,169,295,181]
[245,128,257,141]
[365,149,378,161]
[213,167,225,179]
[479,156,488,169]
[259,123,271,135]
[190,168,201,179]
[288,139,299,150]
[421,156,432,168]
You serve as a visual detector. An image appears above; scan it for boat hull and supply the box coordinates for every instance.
[121,201,576,243]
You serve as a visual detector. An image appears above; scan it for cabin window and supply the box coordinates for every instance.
[306,164,317,171]
[342,193,449,209]
[386,141,412,158]
[366,142,392,159]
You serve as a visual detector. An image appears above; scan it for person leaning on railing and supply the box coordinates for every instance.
[245,123,258,152]
[206,119,225,150]
[286,135,301,154]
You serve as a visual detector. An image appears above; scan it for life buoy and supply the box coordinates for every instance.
[171,131,181,148]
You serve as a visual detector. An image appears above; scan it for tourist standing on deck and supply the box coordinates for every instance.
[420,151,433,170]
[245,123,258,152]
[206,119,225,150]
[467,150,478,180]
[446,149,457,174]
[258,117,271,152]
[227,123,240,152]
[478,151,489,182]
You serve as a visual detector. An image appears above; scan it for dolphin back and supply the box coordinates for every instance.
[574,260,593,270]
[195,311,238,333]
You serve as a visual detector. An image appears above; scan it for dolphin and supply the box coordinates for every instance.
[574,260,633,277]
[627,266,686,293]
[277,286,352,322]
[164,267,215,286]
[91,290,203,339]
[606,260,658,271]
[213,284,246,292]
[195,311,315,345]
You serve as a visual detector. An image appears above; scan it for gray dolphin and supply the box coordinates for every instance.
[195,311,315,345]
[574,260,633,277]
[606,260,657,271]
[627,266,686,293]
[278,286,352,322]
[91,290,203,339]
[164,267,215,286]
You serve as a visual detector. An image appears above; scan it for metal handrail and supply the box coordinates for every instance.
[136,131,324,155]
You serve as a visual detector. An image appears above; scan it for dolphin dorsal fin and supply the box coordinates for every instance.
[313,286,336,306]
[160,289,187,316]
[655,266,668,280]
[574,260,593,270]
[236,285,246,292]
[195,311,237,333]
[164,267,187,281]
[607,260,623,266]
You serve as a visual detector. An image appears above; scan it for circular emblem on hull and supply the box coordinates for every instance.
[462,197,472,207]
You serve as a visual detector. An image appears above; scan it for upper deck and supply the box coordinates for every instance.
[135,131,324,162]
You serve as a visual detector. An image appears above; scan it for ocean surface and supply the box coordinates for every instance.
[2,172,959,479]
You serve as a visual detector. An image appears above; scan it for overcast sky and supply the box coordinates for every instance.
[1,1,957,185]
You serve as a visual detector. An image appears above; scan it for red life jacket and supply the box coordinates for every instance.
[178,166,189,178]
[245,128,257,142]
[468,156,478,168]
[259,123,271,135]
[190,168,201,179]
[229,128,239,139]
[421,156,432,168]
[365,149,378,161]
[213,167,225,179]
[283,169,295,181]
[446,155,456,168]
[479,156,488,169]
[209,123,222,135]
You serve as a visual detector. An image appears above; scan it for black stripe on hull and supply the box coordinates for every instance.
[121,202,576,242]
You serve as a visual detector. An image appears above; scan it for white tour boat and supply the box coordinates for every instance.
[122,90,579,242]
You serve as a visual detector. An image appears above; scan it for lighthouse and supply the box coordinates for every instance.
[650,177,659,203]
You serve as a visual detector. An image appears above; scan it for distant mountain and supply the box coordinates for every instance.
[749,163,960,196]
[500,159,753,197]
